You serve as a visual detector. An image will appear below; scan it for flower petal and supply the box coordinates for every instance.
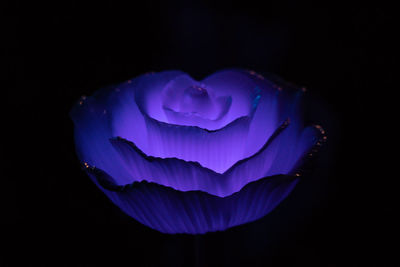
[70,71,185,184]
[71,70,324,200]
[70,89,133,185]
[199,69,311,168]
[142,114,252,173]
[162,95,232,130]
[109,116,324,197]
[109,136,227,197]
[107,79,149,153]
[201,70,262,126]
[161,74,197,112]
[109,119,291,196]
[134,71,189,123]
[85,166,299,234]
[234,70,306,159]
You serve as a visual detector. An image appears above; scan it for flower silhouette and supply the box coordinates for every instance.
[70,69,325,234]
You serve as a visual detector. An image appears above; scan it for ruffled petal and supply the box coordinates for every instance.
[70,71,185,184]
[71,70,322,189]
[134,71,187,123]
[106,80,148,153]
[71,69,326,235]
[289,124,327,174]
[109,119,284,195]
[109,136,226,196]
[162,95,232,130]
[70,90,133,185]
[109,117,324,197]
[229,70,305,159]
[85,166,299,234]
[161,74,197,112]
[141,73,235,130]
[142,114,252,173]
[195,69,310,167]
[201,70,262,126]
[115,70,295,170]
[221,119,323,192]
[236,71,281,157]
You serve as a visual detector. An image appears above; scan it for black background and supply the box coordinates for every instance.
[2,1,395,266]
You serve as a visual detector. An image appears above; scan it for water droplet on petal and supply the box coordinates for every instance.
[79,95,87,105]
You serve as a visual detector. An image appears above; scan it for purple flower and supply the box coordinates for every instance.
[70,69,326,234]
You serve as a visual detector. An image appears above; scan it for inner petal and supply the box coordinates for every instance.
[179,85,215,118]
[160,75,234,129]
[129,71,265,168]
[201,70,262,124]
[161,75,196,111]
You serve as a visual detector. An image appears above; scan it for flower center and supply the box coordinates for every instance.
[179,85,214,117]
[161,75,232,128]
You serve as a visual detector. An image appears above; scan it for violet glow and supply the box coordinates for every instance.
[70,69,326,234]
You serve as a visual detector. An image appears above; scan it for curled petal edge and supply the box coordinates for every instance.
[112,118,290,177]
[84,165,300,234]
[80,124,326,234]
[108,119,291,197]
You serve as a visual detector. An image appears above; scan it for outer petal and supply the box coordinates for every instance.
[85,166,299,234]
[70,71,185,184]
[232,70,306,159]
[70,89,132,184]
